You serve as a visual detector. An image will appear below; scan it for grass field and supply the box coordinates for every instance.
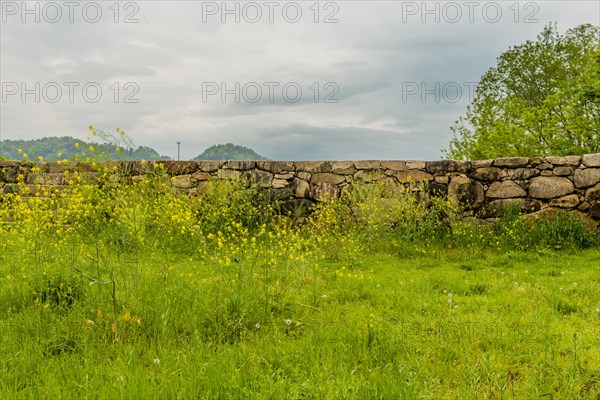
[1,166,599,399]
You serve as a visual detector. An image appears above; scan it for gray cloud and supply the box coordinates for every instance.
[1,1,598,160]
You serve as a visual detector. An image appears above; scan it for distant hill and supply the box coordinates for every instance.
[193,143,269,160]
[0,136,171,161]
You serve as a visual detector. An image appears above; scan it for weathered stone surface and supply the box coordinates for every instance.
[540,170,553,176]
[298,172,311,181]
[553,166,573,176]
[395,170,434,183]
[217,169,242,180]
[380,161,407,171]
[573,168,600,188]
[295,161,331,173]
[46,161,78,173]
[494,157,529,168]
[470,167,503,182]
[582,153,600,167]
[482,198,542,218]
[292,178,310,198]
[26,173,65,185]
[197,161,225,172]
[311,173,346,185]
[528,176,574,199]
[585,183,600,203]
[579,201,591,211]
[354,170,385,182]
[158,161,198,175]
[448,176,484,208]
[471,159,494,168]
[506,168,539,180]
[171,174,195,188]
[272,179,288,189]
[435,176,449,184]
[275,173,294,180]
[354,160,381,170]
[257,161,294,174]
[537,162,553,170]
[311,183,339,201]
[191,171,212,181]
[544,156,581,166]
[226,160,256,170]
[487,180,526,198]
[331,161,356,174]
[250,169,273,187]
[405,160,426,170]
[426,160,470,175]
[530,157,544,166]
[549,194,580,208]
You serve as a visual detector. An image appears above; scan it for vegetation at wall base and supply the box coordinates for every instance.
[1,164,599,399]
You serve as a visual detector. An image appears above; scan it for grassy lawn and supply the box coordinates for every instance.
[1,171,599,399]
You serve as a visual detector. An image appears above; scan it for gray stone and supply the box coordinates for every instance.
[549,194,580,208]
[292,178,310,198]
[585,183,600,203]
[582,153,600,167]
[426,160,470,175]
[226,160,255,170]
[552,166,573,176]
[257,161,295,174]
[272,179,288,189]
[505,168,539,180]
[217,169,242,180]
[353,170,385,182]
[544,156,581,166]
[395,170,434,183]
[331,161,356,175]
[171,174,195,188]
[297,172,311,181]
[198,161,225,172]
[493,157,529,168]
[573,168,600,188]
[487,180,526,198]
[250,170,273,187]
[528,176,574,199]
[470,167,503,182]
[295,161,331,173]
[191,171,212,181]
[275,173,295,180]
[405,160,427,170]
[537,162,553,170]
[311,173,346,185]
[311,183,339,201]
[471,159,494,168]
[448,176,484,209]
[380,161,407,171]
[354,160,381,170]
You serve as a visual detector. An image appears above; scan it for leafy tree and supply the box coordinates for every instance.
[445,23,600,159]
[193,143,269,160]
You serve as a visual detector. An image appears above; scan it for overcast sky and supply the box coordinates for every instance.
[1,1,598,160]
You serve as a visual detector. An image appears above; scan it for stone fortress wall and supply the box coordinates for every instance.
[1,154,599,229]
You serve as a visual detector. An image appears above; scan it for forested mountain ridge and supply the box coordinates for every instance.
[0,136,171,161]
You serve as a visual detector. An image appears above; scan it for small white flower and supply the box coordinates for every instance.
[447,299,452,304]
[116,376,125,382]
[285,319,292,325]
[321,294,327,298]
[595,308,600,313]
[376,284,381,288]
[454,305,458,309]
[153,358,160,365]
[561,271,565,275]
[448,292,453,298]
[573,282,577,287]
[255,323,261,329]
[442,290,447,294]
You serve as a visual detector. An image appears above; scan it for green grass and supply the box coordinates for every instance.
[1,169,599,398]
[1,246,599,399]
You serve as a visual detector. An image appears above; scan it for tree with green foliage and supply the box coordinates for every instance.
[193,143,269,160]
[445,23,600,160]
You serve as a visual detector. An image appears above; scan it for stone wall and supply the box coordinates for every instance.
[1,154,600,229]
